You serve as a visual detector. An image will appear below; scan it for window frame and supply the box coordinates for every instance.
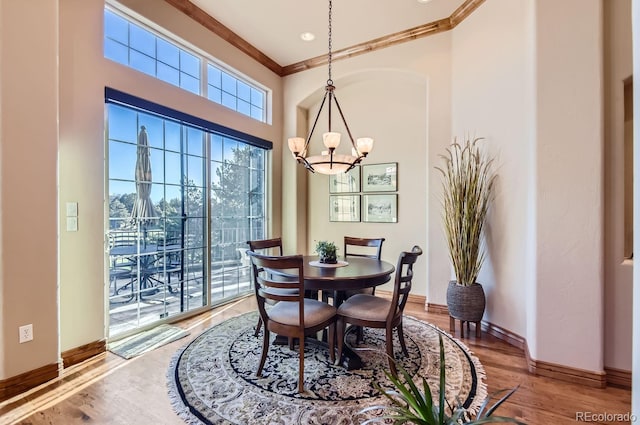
[104,4,269,123]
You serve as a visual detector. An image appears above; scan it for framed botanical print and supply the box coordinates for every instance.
[362,162,398,192]
[329,166,360,193]
[362,194,397,223]
[329,195,361,222]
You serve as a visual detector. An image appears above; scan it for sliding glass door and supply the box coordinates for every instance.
[106,100,266,337]
[210,135,265,302]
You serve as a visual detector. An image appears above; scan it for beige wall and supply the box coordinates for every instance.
[451,0,533,339]
[2,0,283,379]
[452,0,606,373]
[603,0,633,372]
[306,70,427,293]
[283,33,453,297]
[0,0,59,379]
[535,0,604,372]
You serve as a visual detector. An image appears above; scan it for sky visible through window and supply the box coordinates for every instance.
[104,8,265,122]
[107,103,266,232]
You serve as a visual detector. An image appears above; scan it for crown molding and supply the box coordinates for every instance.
[166,0,485,77]
[281,17,453,76]
[163,0,283,76]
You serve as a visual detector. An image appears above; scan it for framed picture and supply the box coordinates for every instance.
[362,162,398,192]
[362,194,397,223]
[329,195,361,222]
[329,166,360,193]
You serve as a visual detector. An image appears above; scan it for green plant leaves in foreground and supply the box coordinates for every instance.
[360,334,526,425]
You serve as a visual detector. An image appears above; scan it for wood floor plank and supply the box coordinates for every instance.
[1,296,631,425]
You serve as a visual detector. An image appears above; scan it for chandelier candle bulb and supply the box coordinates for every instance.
[322,132,341,149]
[356,137,373,155]
[288,137,305,156]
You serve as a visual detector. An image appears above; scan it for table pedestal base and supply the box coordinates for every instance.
[272,334,363,370]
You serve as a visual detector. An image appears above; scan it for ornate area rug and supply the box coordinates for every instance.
[167,312,486,425]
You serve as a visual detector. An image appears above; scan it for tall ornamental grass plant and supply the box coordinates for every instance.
[435,137,496,286]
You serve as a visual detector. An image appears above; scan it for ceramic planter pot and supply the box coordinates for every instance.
[319,253,337,264]
[446,281,486,322]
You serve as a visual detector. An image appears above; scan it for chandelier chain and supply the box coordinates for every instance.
[327,0,333,85]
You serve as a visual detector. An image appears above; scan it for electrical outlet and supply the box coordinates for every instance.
[19,324,33,343]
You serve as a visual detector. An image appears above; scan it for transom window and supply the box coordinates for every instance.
[104,7,267,122]
[207,65,265,121]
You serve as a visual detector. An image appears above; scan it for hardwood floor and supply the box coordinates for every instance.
[0,296,631,425]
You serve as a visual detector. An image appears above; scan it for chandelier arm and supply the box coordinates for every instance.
[327,91,333,132]
[331,93,359,154]
[299,156,316,173]
[303,90,330,152]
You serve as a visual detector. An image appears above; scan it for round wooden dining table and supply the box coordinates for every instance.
[302,255,394,306]
[302,255,395,369]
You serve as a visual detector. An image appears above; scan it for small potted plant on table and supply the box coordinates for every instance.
[315,240,338,264]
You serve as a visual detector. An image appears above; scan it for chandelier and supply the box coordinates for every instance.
[287,0,374,175]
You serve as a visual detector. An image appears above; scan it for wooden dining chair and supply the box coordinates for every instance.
[246,237,296,337]
[247,251,337,393]
[336,245,422,376]
[343,236,385,296]
[322,236,386,312]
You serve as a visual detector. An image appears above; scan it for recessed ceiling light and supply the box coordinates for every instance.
[300,32,315,42]
[417,0,432,3]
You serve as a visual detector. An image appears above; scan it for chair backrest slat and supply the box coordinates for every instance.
[388,246,423,322]
[247,237,284,256]
[344,236,385,260]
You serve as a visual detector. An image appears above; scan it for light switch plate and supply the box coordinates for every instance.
[66,217,78,232]
[66,202,78,217]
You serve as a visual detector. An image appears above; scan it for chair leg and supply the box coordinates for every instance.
[257,329,270,377]
[328,323,336,363]
[335,317,344,366]
[397,322,409,357]
[298,335,305,393]
[254,317,263,337]
[386,326,397,377]
[321,290,331,304]
[321,291,334,342]
[356,326,364,344]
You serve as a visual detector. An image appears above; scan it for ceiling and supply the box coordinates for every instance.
[188,0,468,66]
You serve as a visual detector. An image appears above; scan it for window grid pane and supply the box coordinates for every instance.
[104,8,267,123]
